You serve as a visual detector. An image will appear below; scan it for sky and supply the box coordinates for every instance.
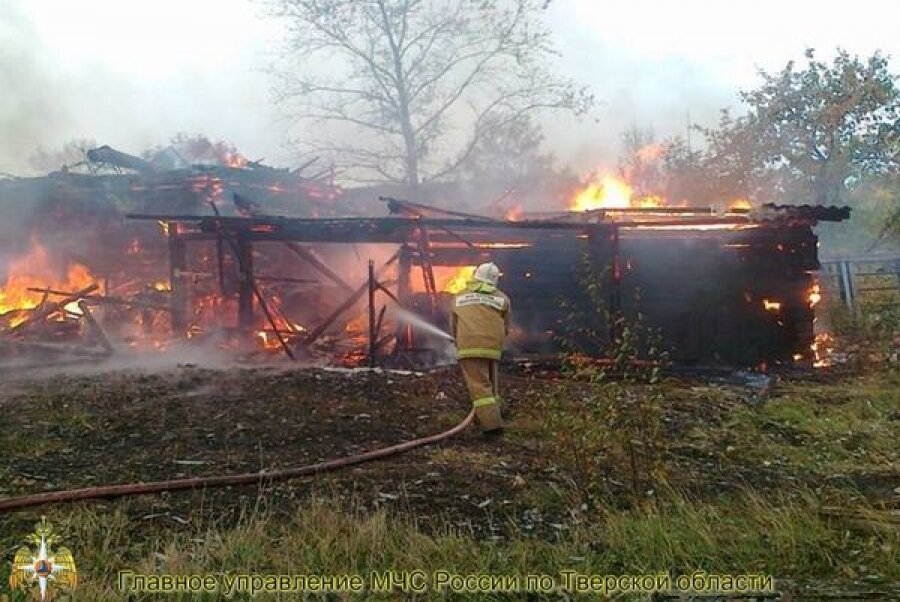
[2,0,899,175]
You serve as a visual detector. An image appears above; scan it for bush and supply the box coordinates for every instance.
[543,252,671,506]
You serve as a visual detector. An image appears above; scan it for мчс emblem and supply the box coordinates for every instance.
[9,517,78,601]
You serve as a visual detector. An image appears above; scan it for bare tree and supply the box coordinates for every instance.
[267,0,591,188]
[28,139,97,173]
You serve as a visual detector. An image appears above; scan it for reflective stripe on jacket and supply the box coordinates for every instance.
[450,281,510,359]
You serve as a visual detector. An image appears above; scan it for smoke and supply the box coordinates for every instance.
[3,0,896,202]
[0,0,758,180]
[0,0,287,176]
[0,338,251,379]
[0,0,72,173]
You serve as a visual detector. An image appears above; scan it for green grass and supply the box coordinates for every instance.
[5,488,892,600]
[2,368,898,599]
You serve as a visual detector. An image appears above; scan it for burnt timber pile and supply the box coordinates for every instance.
[130,201,850,368]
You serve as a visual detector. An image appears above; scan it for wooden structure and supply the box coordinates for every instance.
[129,202,850,368]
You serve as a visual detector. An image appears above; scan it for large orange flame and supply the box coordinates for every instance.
[569,173,666,211]
[0,240,96,326]
[728,198,753,211]
[571,174,633,211]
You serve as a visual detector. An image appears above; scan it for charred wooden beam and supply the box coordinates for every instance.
[87,145,155,172]
[127,215,617,244]
[368,260,376,367]
[4,284,99,335]
[168,222,189,334]
[236,235,255,331]
[208,205,296,360]
[380,196,494,221]
[26,288,171,312]
[282,242,353,293]
[78,301,114,354]
[304,251,399,345]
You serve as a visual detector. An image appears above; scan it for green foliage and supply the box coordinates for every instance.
[618,126,665,198]
[658,48,900,214]
[457,114,580,208]
[546,251,671,505]
[828,298,900,367]
[741,48,900,205]
[817,172,900,254]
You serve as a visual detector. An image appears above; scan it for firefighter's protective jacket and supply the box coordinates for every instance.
[450,281,511,360]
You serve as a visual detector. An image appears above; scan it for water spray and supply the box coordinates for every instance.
[390,306,455,342]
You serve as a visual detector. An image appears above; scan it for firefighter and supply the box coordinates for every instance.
[450,262,510,433]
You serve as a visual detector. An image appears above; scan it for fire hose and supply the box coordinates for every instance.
[0,410,475,514]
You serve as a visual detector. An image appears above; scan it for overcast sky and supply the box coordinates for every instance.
[2,0,899,175]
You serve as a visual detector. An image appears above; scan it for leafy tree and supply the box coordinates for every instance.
[267,0,591,188]
[617,126,665,198]
[456,115,578,208]
[653,49,899,210]
[694,110,783,204]
[817,173,900,253]
[657,136,707,204]
[735,48,900,205]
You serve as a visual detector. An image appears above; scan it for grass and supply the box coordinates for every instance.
[10,489,897,600]
[1,366,898,599]
[715,374,900,474]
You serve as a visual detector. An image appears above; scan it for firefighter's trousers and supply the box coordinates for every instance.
[459,357,503,431]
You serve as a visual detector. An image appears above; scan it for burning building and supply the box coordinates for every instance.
[0,148,849,369]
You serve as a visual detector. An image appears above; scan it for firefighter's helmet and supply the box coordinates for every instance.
[473,262,501,286]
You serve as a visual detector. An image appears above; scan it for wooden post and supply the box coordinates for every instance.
[609,224,623,342]
[237,235,254,331]
[367,259,376,368]
[304,251,399,345]
[283,242,353,294]
[397,244,413,350]
[417,228,437,316]
[397,244,413,304]
[78,301,114,354]
[168,222,189,335]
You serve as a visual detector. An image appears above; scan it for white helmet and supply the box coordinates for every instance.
[473,262,501,286]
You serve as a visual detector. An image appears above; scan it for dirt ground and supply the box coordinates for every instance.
[0,361,896,538]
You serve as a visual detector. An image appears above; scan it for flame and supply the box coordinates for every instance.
[252,291,306,353]
[504,204,524,221]
[569,173,667,211]
[571,174,633,211]
[221,151,248,169]
[728,198,753,211]
[628,223,757,231]
[634,194,665,208]
[807,283,821,308]
[152,280,171,292]
[0,240,95,327]
[762,299,781,312]
[256,330,282,351]
[811,332,834,368]
[443,266,476,294]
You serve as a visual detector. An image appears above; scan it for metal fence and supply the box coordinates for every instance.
[819,255,900,311]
